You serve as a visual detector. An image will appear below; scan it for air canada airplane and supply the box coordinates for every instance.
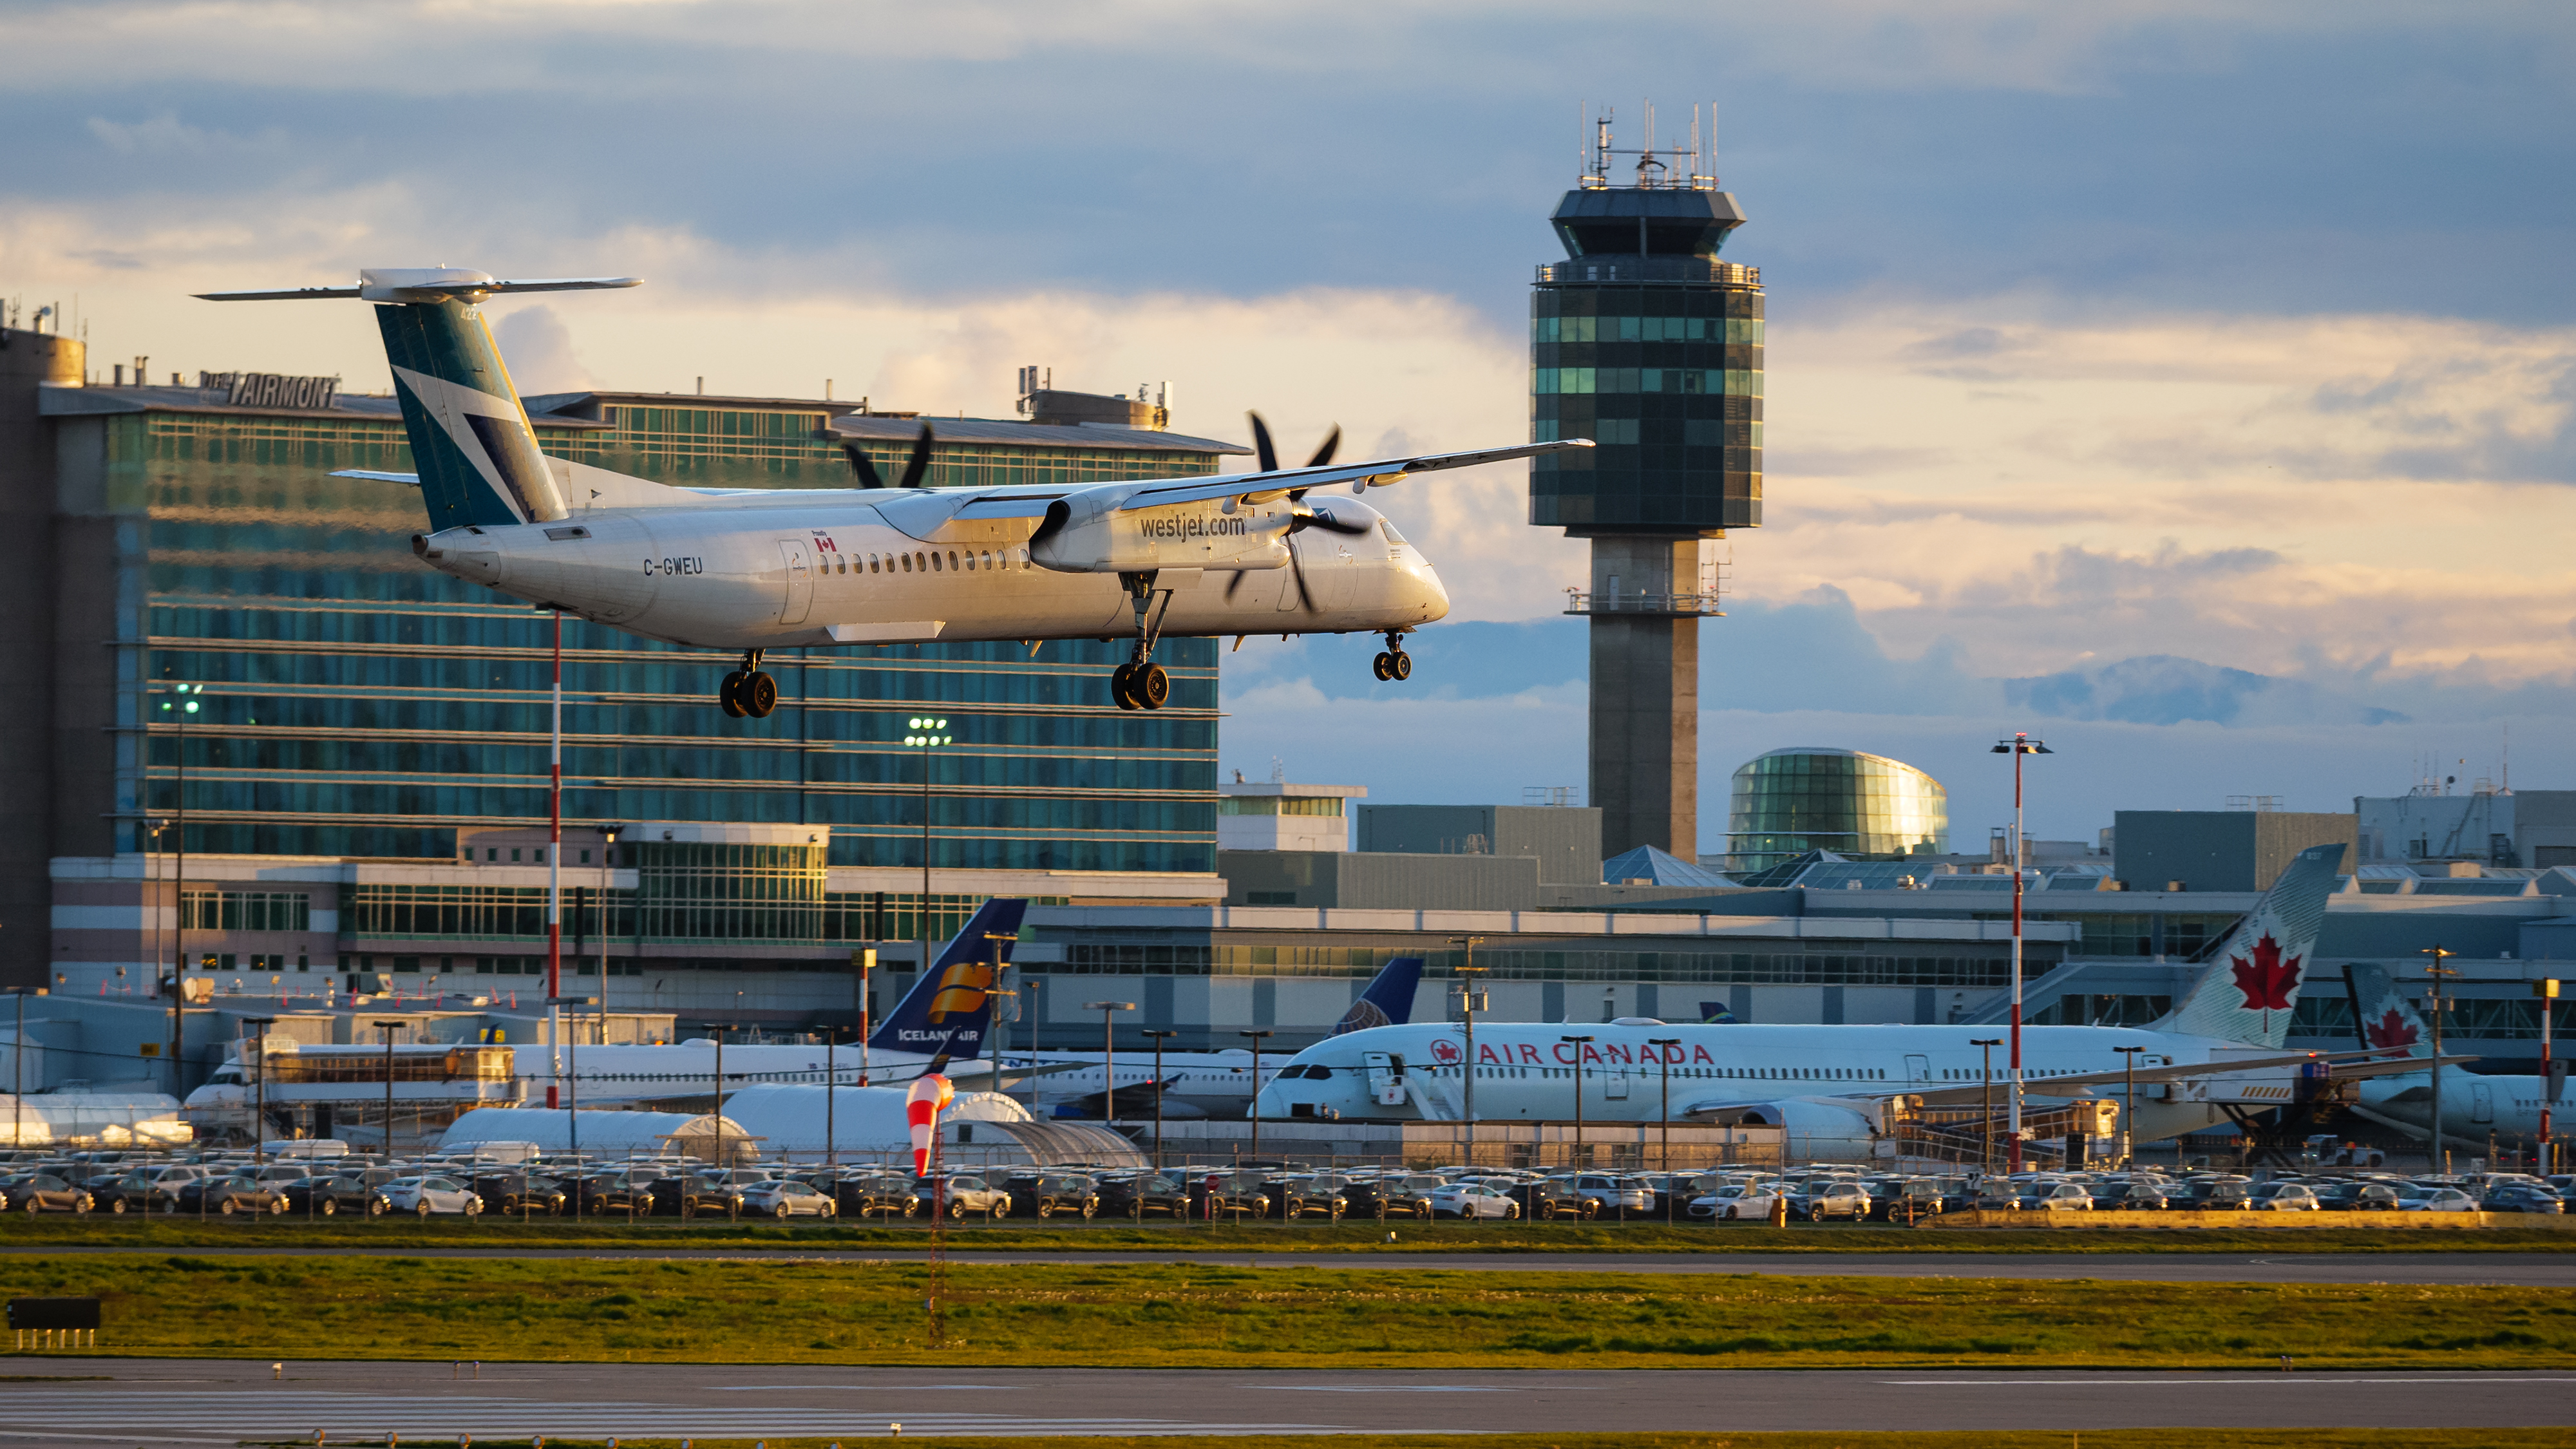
[2341,961,2559,1145]
[201,269,1589,714]
[1253,845,2472,1157]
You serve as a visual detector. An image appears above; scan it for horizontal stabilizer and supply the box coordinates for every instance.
[332,469,421,486]
[200,269,641,304]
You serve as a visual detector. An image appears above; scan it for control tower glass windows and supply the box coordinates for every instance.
[1528,281,1762,533]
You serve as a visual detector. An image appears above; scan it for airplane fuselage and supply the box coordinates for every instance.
[417,486,1446,653]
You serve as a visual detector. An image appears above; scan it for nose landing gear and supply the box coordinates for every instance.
[719,650,779,719]
[1110,572,1175,711]
[1371,630,1414,683]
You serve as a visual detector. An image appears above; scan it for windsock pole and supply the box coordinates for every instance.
[907,1074,954,1346]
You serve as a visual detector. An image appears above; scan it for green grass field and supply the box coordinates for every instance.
[11,1254,2574,1369]
[6,1214,2572,1254]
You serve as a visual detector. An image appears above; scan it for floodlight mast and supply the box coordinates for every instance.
[1991,733,2051,1172]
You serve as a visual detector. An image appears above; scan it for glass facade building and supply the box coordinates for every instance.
[46,383,1242,875]
[1725,748,1951,874]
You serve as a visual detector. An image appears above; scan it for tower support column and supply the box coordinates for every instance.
[1584,535,1707,860]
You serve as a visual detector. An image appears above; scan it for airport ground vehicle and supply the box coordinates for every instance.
[1790,1180,1872,1222]
[1264,1173,1347,1221]
[1097,1173,1192,1219]
[998,1171,1101,1219]
[740,1180,838,1219]
[0,1173,93,1214]
[1341,1174,1436,1219]
[179,1174,290,1215]
[2483,1182,2565,1215]
[916,1173,1012,1219]
[382,1176,483,1217]
[1429,1182,1520,1220]
[473,1172,569,1216]
[833,1174,923,1219]
[281,1175,391,1217]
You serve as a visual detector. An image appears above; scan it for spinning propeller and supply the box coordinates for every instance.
[845,424,937,489]
[1233,412,1370,610]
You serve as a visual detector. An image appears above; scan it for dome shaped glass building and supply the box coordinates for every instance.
[1725,748,1949,874]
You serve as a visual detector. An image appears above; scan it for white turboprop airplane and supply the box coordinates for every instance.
[1252,845,2470,1158]
[200,269,1589,714]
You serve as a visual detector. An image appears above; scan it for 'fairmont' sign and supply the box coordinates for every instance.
[209,372,340,410]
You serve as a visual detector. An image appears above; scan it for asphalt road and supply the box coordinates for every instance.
[0,1358,2565,1443]
[6,1244,2575,1284]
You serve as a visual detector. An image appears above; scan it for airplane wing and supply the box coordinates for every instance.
[948,439,1596,520]
[1889,1050,2485,1109]
[332,469,421,486]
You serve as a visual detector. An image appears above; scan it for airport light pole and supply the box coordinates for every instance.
[5,988,40,1153]
[546,610,565,1108]
[240,1016,275,1162]
[549,996,591,1162]
[1648,1037,1681,1173]
[596,826,620,1041]
[374,1021,404,1157]
[2422,947,2458,1173]
[1560,1034,1594,1171]
[1142,1030,1178,1168]
[983,931,1018,1097]
[1240,1030,1274,1165]
[2540,978,2561,1176]
[1991,734,2052,1173]
[1086,1002,1134,1123]
[1450,935,1486,1165]
[903,717,952,974]
[2113,1045,2145,1168]
[1971,1038,2003,1177]
[155,683,201,1093]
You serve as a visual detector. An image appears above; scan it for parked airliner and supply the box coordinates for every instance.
[2342,961,2561,1146]
[1253,846,2458,1157]
[201,270,1587,714]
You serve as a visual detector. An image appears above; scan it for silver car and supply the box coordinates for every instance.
[381,1175,483,1217]
[740,1180,838,1219]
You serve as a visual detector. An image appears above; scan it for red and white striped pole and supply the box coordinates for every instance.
[546,610,564,1108]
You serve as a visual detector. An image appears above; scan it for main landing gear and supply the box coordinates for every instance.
[1110,571,1173,712]
[1371,630,1414,683]
[719,649,779,719]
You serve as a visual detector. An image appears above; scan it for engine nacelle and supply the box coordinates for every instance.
[1030,495,1293,574]
[1694,1095,1888,1162]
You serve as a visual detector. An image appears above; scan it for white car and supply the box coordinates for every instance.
[740,1180,838,1219]
[1428,1183,1521,1220]
[1700,1181,1790,1221]
[2027,1182,2094,1212]
[381,1175,483,1217]
[1562,1173,1653,1214]
[2397,1186,2479,1213]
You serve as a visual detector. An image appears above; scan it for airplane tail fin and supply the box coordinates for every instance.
[1332,956,1424,1036]
[867,898,1030,1060]
[2342,961,2432,1059]
[2146,842,2345,1047]
[197,269,638,530]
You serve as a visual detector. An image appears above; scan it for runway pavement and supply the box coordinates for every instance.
[0,1358,2566,1443]
[6,1244,2575,1285]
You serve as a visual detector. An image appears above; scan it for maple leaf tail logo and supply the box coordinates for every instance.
[2228,931,2303,1032]
[2364,1007,2421,1058]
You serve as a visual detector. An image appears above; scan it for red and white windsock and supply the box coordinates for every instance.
[906,1074,955,1177]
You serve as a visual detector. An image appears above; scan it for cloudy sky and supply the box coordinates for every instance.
[6,1,2571,848]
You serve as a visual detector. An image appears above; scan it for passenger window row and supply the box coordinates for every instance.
[817,547,1036,576]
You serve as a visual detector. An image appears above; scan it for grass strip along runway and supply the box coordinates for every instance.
[12,1254,2575,1369]
[7,1216,2575,1254]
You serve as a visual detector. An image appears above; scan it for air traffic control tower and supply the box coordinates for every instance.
[1530,109,1761,862]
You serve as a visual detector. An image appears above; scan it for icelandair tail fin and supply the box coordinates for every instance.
[867,898,1030,1060]
[1332,956,1424,1036]
[198,269,639,531]
[2343,961,2432,1059]
[2148,842,2345,1048]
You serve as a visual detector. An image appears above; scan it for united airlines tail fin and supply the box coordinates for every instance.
[868,898,1030,1060]
[1331,956,1424,1036]
[197,269,639,531]
[2343,961,2432,1059]
[2148,842,2345,1048]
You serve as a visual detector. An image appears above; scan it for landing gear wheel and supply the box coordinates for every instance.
[1111,664,1141,710]
[741,670,779,718]
[1136,663,1170,710]
[719,670,748,718]
[1372,652,1392,681]
[1390,650,1412,681]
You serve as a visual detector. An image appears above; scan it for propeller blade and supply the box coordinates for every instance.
[897,424,935,488]
[1288,541,1316,614]
[1225,569,1246,601]
[844,444,886,489]
[1248,412,1279,473]
[1306,425,1341,469]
